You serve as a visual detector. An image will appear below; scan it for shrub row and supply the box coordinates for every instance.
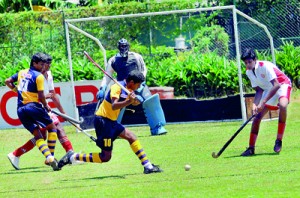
[1,42,299,98]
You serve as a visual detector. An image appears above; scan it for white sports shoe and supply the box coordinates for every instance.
[69,151,84,165]
[7,152,20,170]
[71,160,85,166]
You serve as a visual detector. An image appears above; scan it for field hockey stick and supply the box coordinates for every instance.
[51,109,84,124]
[67,120,97,142]
[83,51,130,94]
[212,114,256,158]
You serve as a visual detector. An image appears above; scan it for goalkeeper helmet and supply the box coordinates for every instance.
[117,38,130,57]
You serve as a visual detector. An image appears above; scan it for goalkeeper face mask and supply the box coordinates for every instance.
[117,38,130,57]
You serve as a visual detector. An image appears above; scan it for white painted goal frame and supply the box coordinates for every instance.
[64,5,275,122]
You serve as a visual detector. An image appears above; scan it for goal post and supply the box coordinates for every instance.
[64,5,275,123]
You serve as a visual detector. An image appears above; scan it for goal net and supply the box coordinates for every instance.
[65,5,275,122]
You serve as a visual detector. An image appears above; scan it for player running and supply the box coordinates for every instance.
[5,53,60,170]
[240,48,292,156]
[58,70,163,174]
[96,38,167,135]
[7,54,76,170]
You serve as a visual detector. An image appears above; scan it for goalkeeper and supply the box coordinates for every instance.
[96,38,167,136]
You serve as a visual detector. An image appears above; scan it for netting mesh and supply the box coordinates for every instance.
[238,17,271,51]
[67,9,236,57]
[1,3,299,66]
[66,8,275,97]
[1,4,299,95]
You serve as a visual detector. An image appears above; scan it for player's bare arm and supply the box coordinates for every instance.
[260,78,281,106]
[5,77,17,90]
[38,91,51,112]
[252,86,263,114]
[45,92,54,99]
[111,94,135,110]
[49,90,66,114]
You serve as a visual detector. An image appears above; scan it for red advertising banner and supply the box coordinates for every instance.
[0,80,100,129]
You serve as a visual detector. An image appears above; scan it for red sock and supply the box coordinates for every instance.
[277,122,286,141]
[249,133,258,147]
[13,139,35,157]
[59,136,73,152]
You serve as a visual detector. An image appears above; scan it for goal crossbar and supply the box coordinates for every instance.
[65,5,235,23]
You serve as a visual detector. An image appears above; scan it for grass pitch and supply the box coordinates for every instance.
[0,90,299,197]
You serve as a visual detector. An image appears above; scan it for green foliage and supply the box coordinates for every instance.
[0,0,30,13]
[275,42,300,88]
[0,55,30,84]
[213,0,300,41]
[53,57,103,82]
[0,0,98,13]
[191,24,229,56]
[146,49,241,98]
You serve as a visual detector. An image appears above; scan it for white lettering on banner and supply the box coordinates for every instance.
[0,80,101,129]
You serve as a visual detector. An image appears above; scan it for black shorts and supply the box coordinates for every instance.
[17,102,53,133]
[94,116,125,151]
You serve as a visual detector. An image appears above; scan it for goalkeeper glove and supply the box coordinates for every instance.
[136,81,146,94]
[135,95,144,103]
[96,85,107,101]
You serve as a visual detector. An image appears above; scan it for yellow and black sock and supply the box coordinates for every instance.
[36,139,52,159]
[130,140,152,168]
[74,153,102,163]
[47,130,57,156]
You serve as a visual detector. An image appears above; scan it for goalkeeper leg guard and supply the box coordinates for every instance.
[143,94,167,135]
[117,108,126,124]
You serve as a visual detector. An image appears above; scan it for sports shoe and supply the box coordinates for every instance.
[70,150,84,165]
[71,160,85,166]
[144,164,163,174]
[241,147,255,156]
[47,156,60,171]
[7,152,20,170]
[44,158,58,166]
[45,160,50,166]
[274,139,282,153]
[58,151,74,169]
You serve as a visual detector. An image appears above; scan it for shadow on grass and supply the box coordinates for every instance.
[60,173,139,182]
[224,152,280,158]
[117,133,167,139]
[2,166,47,174]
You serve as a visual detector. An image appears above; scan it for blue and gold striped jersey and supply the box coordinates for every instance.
[11,68,45,107]
[95,81,130,121]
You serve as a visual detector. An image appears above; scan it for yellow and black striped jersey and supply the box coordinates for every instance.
[11,68,45,107]
[95,81,130,121]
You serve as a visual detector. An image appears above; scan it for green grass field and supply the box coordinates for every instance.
[0,90,299,198]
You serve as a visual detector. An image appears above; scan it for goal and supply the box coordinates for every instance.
[64,5,275,122]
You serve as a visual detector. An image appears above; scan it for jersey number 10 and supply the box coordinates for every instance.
[103,138,112,147]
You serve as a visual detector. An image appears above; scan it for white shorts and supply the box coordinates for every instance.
[262,84,292,110]
[48,112,60,124]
